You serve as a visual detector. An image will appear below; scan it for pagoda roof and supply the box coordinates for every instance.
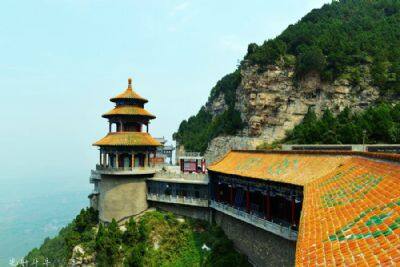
[102,106,156,119]
[93,132,161,147]
[110,78,148,103]
[208,150,400,266]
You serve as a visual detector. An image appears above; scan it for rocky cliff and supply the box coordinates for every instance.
[203,62,380,163]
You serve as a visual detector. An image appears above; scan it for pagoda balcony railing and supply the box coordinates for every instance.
[90,170,101,183]
[147,193,209,207]
[95,164,157,175]
[210,200,297,241]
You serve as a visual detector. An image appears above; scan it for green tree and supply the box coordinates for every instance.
[296,46,326,78]
[95,219,122,266]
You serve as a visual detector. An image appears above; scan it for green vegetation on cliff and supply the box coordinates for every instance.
[174,0,400,152]
[23,207,99,266]
[245,0,400,91]
[285,103,400,144]
[173,71,244,153]
[23,210,250,267]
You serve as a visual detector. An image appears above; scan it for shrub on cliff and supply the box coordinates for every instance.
[95,219,123,266]
[286,103,400,144]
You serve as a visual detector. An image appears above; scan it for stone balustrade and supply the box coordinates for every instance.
[147,193,209,207]
[94,164,157,175]
[210,200,297,241]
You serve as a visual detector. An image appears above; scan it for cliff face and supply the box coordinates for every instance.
[203,63,380,163]
[236,63,379,139]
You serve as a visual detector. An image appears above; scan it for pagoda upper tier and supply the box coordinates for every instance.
[93,78,160,148]
[110,77,148,104]
[103,78,155,120]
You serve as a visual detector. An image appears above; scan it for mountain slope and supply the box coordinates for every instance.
[174,0,400,160]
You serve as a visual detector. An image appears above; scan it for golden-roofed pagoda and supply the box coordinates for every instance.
[90,78,161,223]
[94,78,160,148]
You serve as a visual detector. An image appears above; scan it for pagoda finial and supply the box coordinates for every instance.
[128,78,132,90]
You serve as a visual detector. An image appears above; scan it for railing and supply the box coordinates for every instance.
[180,152,202,157]
[94,164,157,175]
[147,193,209,207]
[152,171,209,184]
[90,170,101,183]
[210,201,297,241]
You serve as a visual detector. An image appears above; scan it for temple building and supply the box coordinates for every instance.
[89,78,161,223]
[154,137,175,165]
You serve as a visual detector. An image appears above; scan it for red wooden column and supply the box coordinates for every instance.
[291,196,296,226]
[229,185,234,206]
[246,189,250,213]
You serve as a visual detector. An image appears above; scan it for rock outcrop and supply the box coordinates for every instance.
[200,63,380,163]
[204,136,264,164]
[236,63,379,141]
[68,245,95,267]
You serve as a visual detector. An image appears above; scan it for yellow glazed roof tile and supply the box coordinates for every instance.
[296,157,400,266]
[208,151,350,186]
[102,106,156,119]
[93,132,161,147]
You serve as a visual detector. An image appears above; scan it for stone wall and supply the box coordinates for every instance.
[204,136,264,164]
[214,211,296,267]
[150,202,211,222]
[98,175,149,223]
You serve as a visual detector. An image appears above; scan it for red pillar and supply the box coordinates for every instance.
[291,196,296,226]
[246,190,250,213]
[230,186,234,206]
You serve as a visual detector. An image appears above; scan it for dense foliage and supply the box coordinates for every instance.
[23,210,250,267]
[245,0,400,92]
[173,71,244,153]
[22,207,98,266]
[285,103,400,144]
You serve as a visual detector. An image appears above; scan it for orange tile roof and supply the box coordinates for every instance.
[102,106,156,119]
[208,151,350,186]
[208,150,400,266]
[296,157,400,266]
[93,132,161,147]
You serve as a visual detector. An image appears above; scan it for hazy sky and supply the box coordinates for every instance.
[0,0,330,183]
